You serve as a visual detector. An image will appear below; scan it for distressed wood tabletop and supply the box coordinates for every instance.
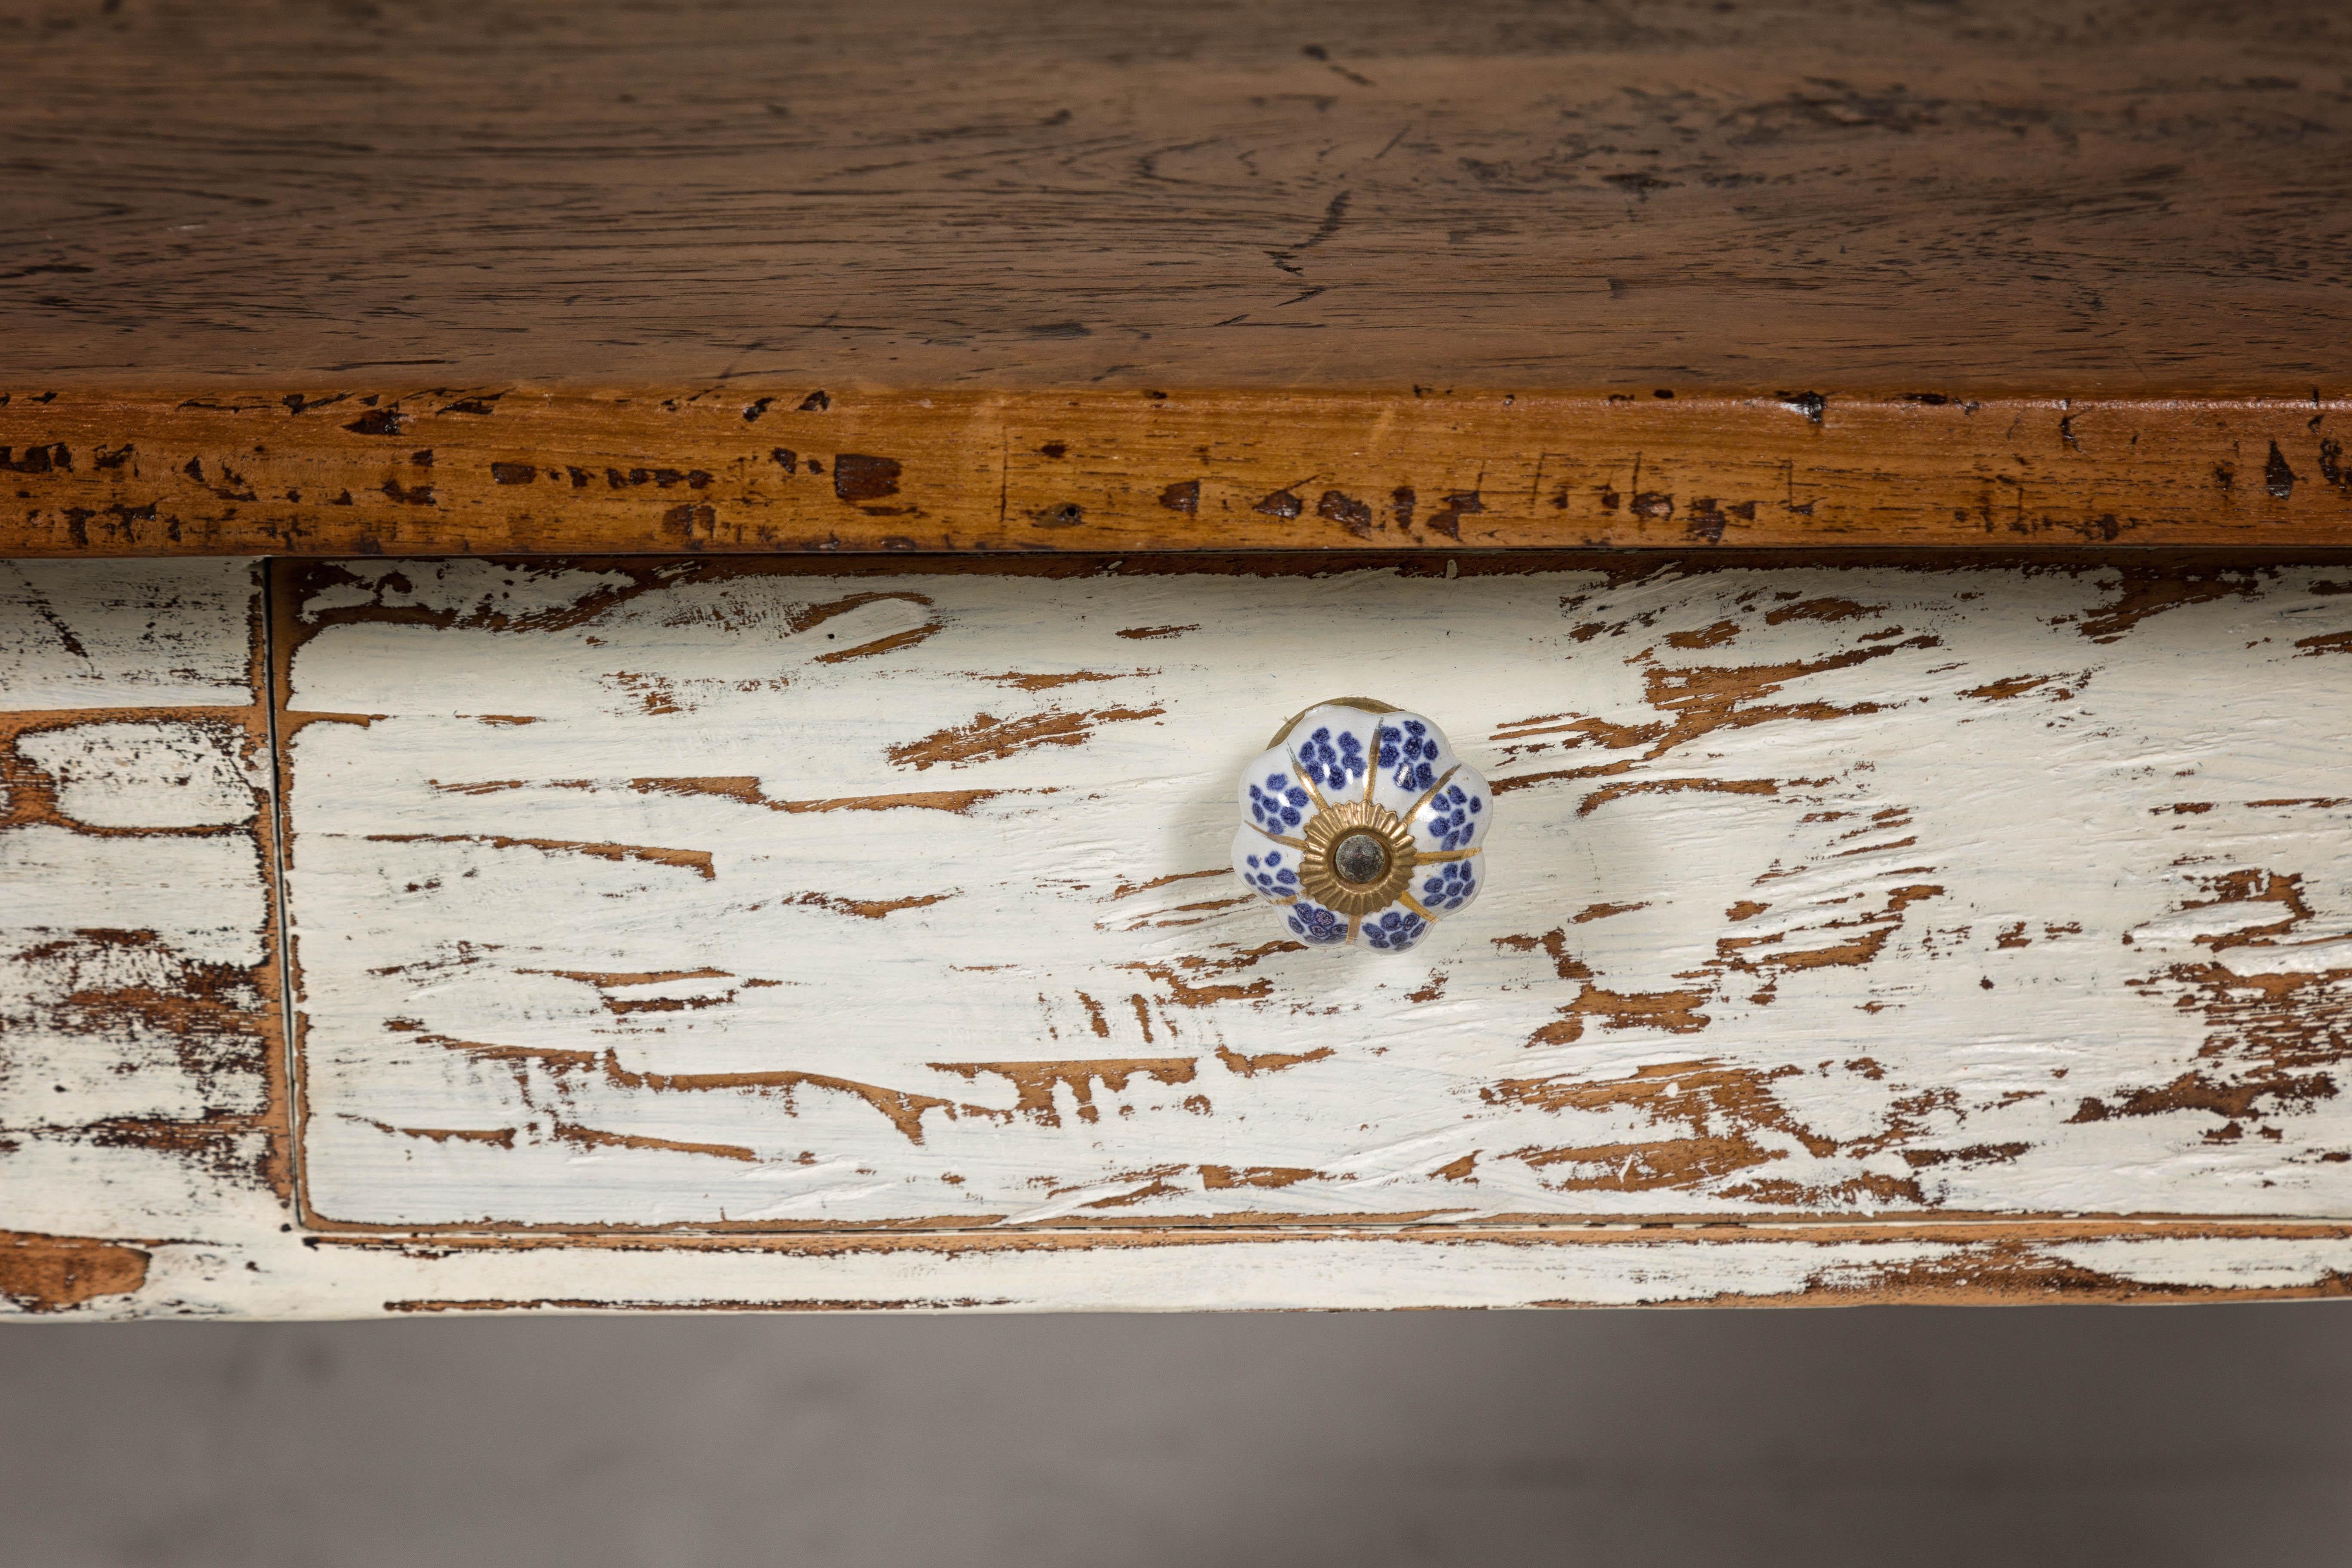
[2,0,2348,554]
[5,0,2346,392]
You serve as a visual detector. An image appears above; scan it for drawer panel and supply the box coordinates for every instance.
[274,558,2352,1230]
[12,554,2352,1318]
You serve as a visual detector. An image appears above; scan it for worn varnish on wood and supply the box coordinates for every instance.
[12,555,2352,1317]
[4,391,2349,558]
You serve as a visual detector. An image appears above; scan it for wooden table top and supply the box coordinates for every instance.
[2,0,2347,554]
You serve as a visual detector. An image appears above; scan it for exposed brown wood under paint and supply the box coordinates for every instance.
[0,1231,152,1314]
[316,1219,2352,1253]
[339,1221,2352,1311]
[382,1297,1020,1314]
[0,705,257,837]
[931,1059,1203,1129]
[3,392,2349,557]
[360,831,719,880]
[472,776,1010,817]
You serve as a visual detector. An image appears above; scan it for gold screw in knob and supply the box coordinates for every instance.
[1330,830,1390,886]
[1296,799,1418,916]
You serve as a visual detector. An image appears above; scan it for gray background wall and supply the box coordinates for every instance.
[2,1305,2346,1567]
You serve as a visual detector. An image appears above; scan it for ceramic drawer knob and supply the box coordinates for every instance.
[1234,698,1491,952]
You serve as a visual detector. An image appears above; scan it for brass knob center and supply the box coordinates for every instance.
[1330,830,1391,886]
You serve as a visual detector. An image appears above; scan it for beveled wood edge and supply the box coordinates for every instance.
[2,387,2346,556]
[11,1216,2348,1315]
[220,1217,2352,1312]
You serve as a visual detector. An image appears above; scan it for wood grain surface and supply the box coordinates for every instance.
[2,0,2346,393]
[7,0,2346,555]
[12,573,2352,1313]
[5,389,2350,557]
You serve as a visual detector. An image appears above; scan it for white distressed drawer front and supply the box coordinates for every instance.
[11,555,2352,1318]
[277,559,2352,1231]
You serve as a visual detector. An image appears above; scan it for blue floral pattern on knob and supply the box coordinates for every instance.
[1231,700,1490,952]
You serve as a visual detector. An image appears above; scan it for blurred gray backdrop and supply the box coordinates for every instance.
[2,1304,2346,1567]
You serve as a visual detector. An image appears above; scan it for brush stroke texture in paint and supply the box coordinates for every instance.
[278,561,2352,1228]
[9,557,2352,1320]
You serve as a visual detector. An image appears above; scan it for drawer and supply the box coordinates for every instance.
[7,554,2351,1314]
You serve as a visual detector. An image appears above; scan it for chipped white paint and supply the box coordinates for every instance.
[0,558,256,707]
[17,720,260,828]
[6,556,2352,1320]
[0,828,267,956]
[0,560,282,1315]
[282,560,2352,1231]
